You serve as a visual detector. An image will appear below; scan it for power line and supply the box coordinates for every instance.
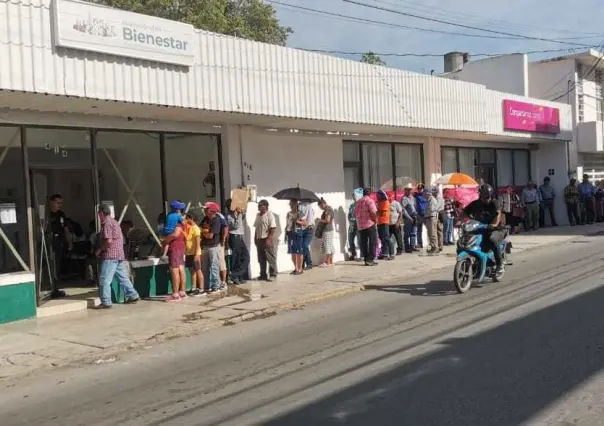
[342,0,595,48]
[297,47,591,59]
[374,0,602,38]
[270,1,537,41]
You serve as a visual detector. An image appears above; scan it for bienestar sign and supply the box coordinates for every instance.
[52,0,195,66]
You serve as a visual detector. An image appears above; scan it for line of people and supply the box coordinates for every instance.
[348,185,458,265]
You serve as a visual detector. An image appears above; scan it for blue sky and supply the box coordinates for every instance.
[271,0,604,73]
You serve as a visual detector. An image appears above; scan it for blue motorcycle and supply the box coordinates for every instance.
[453,220,512,294]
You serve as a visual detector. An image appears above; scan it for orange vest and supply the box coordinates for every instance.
[377,200,390,225]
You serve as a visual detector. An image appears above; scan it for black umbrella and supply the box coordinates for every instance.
[273,186,321,202]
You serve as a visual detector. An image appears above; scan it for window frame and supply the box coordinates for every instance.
[343,140,424,192]
[440,146,531,188]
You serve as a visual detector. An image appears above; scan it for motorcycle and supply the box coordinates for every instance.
[453,220,512,294]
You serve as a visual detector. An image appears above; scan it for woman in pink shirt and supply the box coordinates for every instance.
[354,188,378,266]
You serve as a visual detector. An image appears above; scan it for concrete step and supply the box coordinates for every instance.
[37,299,89,318]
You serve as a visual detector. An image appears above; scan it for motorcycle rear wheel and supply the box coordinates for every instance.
[454,258,473,294]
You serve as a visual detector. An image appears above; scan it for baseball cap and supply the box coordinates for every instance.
[203,202,220,212]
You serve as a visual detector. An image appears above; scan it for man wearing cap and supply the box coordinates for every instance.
[200,202,222,292]
[254,199,278,281]
[423,189,440,254]
[401,184,418,253]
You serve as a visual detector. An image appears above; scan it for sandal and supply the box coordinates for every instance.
[318,263,329,268]
[164,293,181,302]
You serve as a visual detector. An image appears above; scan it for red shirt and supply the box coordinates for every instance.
[100,216,125,260]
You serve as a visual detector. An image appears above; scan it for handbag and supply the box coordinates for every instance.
[315,222,326,239]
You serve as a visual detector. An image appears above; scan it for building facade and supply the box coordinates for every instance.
[442,49,604,180]
[0,0,572,323]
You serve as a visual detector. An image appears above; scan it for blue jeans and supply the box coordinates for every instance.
[444,217,454,244]
[202,246,221,291]
[303,227,313,267]
[348,224,359,257]
[99,259,139,306]
[415,216,424,247]
[403,221,416,251]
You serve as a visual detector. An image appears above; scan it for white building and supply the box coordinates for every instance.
[442,49,604,179]
[0,0,572,323]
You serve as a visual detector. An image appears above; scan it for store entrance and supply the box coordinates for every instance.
[30,166,97,303]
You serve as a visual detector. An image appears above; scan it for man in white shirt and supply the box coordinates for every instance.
[253,199,278,281]
[299,202,314,269]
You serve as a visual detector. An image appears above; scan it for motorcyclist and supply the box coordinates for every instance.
[459,184,505,273]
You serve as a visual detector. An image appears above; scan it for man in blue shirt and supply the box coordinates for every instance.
[539,177,558,227]
[578,174,596,225]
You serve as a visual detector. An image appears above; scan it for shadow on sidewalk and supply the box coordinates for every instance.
[364,280,456,296]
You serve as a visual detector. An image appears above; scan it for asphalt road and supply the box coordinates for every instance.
[3,233,604,426]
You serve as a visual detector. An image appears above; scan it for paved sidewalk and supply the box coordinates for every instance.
[1,224,602,382]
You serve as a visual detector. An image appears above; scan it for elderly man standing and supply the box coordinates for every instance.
[254,199,278,281]
[522,181,541,231]
[423,189,440,254]
[539,176,558,227]
[95,204,140,309]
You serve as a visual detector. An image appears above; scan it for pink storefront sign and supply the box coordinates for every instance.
[503,100,560,134]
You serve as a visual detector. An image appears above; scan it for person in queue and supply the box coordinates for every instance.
[414,183,427,249]
[226,199,249,285]
[254,199,278,281]
[401,184,418,252]
[184,211,203,296]
[459,184,505,274]
[95,204,140,309]
[215,207,230,289]
[299,201,315,270]
[354,188,378,266]
[285,199,305,275]
[161,201,187,302]
[578,173,596,225]
[201,202,223,292]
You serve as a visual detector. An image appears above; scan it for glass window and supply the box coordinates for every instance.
[0,127,29,274]
[496,150,514,187]
[441,147,457,175]
[362,143,392,190]
[97,131,162,240]
[344,166,361,202]
[164,134,221,214]
[513,150,530,186]
[27,128,94,293]
[343,141,360,162]
[458,148,476,179]
[478,148,495,164]
[394,144,423,187]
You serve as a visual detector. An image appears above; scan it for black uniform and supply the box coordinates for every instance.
[463,198,504,267]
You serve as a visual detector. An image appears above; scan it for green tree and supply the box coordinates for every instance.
[95,0,292,45]
[360,51,386,66]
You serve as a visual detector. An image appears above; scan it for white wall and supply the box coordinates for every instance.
[528,59,580,171]
[534,142,570,225]
[442,54,528,96]
[227,127,347,277]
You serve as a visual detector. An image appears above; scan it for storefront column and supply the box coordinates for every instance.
[424,137,440,185]
[20,126,34,272]
[90,130,100,227]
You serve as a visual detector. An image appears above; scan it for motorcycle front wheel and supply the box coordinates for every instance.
[454,258,473,294]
